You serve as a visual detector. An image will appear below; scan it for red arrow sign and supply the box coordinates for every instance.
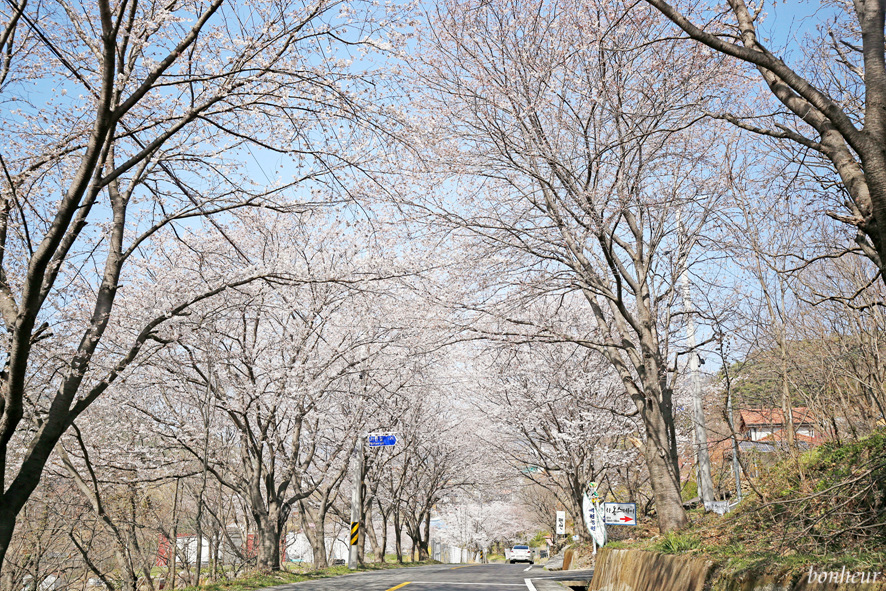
[620,516,633,522]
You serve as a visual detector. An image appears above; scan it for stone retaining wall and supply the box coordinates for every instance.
[589,547,714,591]
[588,548,886,591]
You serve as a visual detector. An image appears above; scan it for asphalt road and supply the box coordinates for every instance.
[272,563,595,591]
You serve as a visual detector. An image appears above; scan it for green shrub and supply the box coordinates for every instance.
[681,480,698,502]
[654,531,700,554]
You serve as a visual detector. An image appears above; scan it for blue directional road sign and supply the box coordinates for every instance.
[368,434,397,447]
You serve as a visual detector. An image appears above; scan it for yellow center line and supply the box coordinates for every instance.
[450,565,476,569]
[385,583,411,591]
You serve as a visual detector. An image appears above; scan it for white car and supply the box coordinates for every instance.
[508,545,533,564]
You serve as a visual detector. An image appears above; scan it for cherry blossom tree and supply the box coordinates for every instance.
[133,210,422,570]
[518,482,560,543]
[53,411,171,591]
[480,341,639,541]
[642,0,886,280]
[357,362,478,562]
[0,0,408,568]
[411,0,736,531]
[433,497,529,557]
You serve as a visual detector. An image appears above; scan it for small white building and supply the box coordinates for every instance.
[283,532,349,564]
[175,535,211,566]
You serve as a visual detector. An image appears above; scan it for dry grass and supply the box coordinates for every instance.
[174,559,440,591]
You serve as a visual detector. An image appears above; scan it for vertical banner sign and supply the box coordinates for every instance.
[583,494,597,534]
[583,493,608,547]
[555,511,566,534]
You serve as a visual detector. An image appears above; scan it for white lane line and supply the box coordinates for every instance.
[524,579,538,591]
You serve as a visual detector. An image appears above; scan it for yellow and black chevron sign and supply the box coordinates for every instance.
[350,521,360,545]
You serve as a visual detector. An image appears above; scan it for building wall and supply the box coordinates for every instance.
[282,533,349,564]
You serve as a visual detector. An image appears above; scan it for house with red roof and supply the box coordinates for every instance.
[737,407,824,447]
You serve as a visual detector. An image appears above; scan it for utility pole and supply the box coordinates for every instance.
[678,213,715,507]
[726,381,742,501]
[348,435,364,570]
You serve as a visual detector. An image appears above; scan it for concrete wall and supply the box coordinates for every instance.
[588,548,886,591]
[589,548,713,591]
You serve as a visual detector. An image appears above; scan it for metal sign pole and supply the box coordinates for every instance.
[592,498,597,556]
[348,435,363,569]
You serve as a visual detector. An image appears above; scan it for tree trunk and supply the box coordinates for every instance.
[365,509,382,562]
[378,508,389,563]
[257,527,281,571]
[590,292,688,533]
[393,511,403,563]
[643,438,687,532]
[0,506,17,580]
[310,529,327,569]
[418,513,430,560]
[568,480,590,542]
[170,479,180,591]
[0,459,55,570]
[254,514,281,571]
[357,503,367,565]
[636,381,688,532]
[406,522,429,562]
[297,501,327,569]
[209,535,218,582]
